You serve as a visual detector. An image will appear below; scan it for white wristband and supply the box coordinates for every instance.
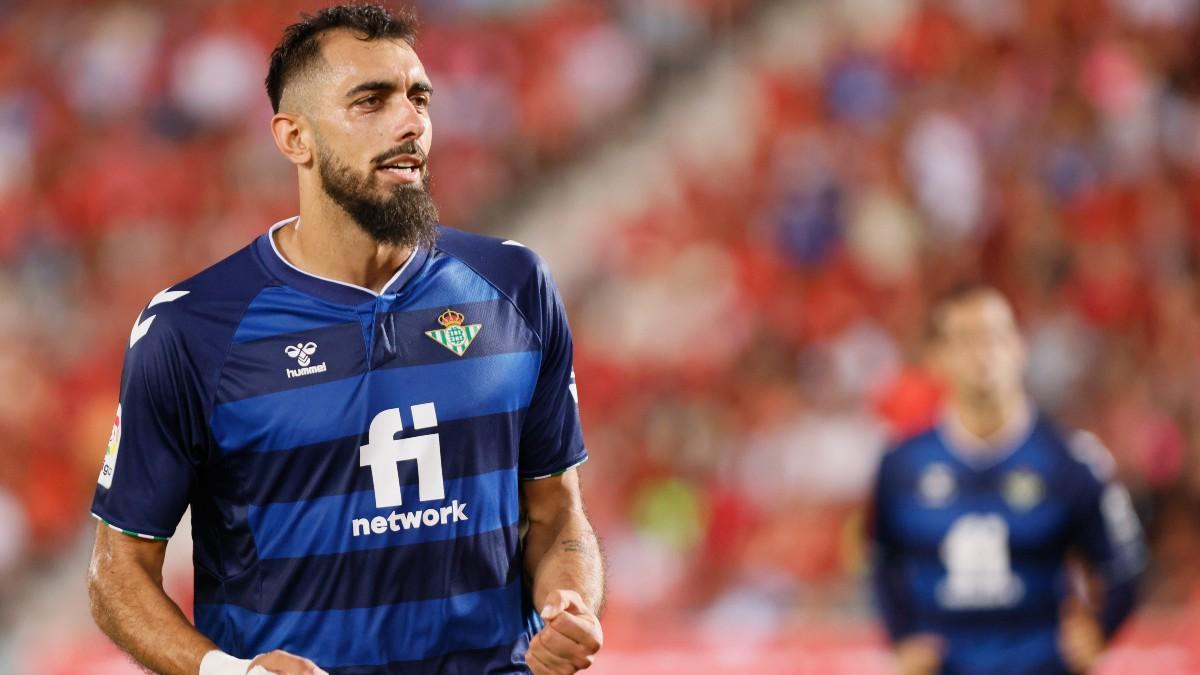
[199,650,266,675]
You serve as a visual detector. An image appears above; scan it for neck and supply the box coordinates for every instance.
[274,188,413,294]
[946,389,1031,450]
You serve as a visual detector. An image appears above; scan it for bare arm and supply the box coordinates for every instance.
[88,524,325,675]
[87,523,216,675]
[522,468,604,615]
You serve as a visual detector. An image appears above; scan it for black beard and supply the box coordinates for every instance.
[317,151,439,249]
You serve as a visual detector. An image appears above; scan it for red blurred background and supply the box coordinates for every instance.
[1,0,1199,672]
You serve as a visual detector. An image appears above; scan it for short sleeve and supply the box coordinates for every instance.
[91,308,206,539]
[518,263,587,480]
[1068,433,1147,583]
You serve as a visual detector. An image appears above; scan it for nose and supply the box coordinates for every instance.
[394,98,428,143]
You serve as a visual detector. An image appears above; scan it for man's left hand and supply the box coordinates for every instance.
[1059,598,1105,673]
[526,589,602,674]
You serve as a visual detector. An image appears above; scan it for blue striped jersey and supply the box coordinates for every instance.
[869,414,1145,675]
[91,220,588,674]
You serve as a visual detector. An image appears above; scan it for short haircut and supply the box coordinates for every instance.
[265,3,419,113]
[926,282,1010,342]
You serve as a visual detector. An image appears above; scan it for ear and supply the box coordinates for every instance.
[270,112,313,166]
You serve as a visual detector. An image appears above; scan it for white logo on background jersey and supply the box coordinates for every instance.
[918,463,956,507]
[129,288,190,348]
[283,341,326,378]
[353,403,467,538]
[937,513,1024,609]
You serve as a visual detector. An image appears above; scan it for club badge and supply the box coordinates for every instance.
[1002,467,1045,511]
[425,308,482,357]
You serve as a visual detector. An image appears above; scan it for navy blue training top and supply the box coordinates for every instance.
[870,415,1144,675]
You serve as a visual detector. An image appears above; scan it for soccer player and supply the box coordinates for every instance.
[869,285,1146,675]
[86,5,603,675]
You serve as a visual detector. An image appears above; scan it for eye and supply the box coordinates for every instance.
[411,94,430,110]
[355,94,383,109]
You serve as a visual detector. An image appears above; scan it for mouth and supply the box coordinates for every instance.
[375,156,424,184]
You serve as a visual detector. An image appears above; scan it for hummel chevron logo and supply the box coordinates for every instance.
[129,289,190,348]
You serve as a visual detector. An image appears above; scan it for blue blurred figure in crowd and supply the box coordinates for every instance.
[870,284,1146,675]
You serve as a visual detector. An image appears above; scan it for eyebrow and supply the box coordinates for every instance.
[345,79,434,99]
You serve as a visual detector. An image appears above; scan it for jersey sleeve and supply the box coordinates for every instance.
[518,260,587,480]
[1066,432,1147,636]
[868,452,920,642]
[91,304,207,539]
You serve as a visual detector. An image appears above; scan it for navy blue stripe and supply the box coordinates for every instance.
[217,299,538,404]
[247,467,520,559]
[371,298,538,370]
[196,578,526,667]
[195,524,521,613]
[328,640,532,675]
[218,322,367,403]
[210,351,540,454]
[229,411,522,505]
[232,285,364,343]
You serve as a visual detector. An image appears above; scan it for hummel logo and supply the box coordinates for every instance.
[284,341,327,379]
[285,341,318,366]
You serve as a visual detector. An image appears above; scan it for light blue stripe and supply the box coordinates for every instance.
[210,351,540,454]
[389,255,503,313]
[247,467,519,559]
[232,286,363,344]
[195,579,525,667]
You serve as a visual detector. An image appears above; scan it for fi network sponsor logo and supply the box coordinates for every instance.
[352,403,469,537]
[284,341,327,379]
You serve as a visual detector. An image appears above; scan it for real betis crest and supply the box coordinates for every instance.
[425,308,481,356]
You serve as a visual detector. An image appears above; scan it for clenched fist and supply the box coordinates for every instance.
[526,589,603,674]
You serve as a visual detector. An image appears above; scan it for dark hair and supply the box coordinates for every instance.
[265,3,419,113]
[926,281,1007,342]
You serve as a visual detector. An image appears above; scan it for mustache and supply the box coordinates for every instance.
[371,142,427,167]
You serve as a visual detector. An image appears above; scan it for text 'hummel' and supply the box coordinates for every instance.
[284,341,327,379]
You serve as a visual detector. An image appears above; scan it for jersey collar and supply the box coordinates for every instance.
[255,217,430,305]
[936,401,1038,471]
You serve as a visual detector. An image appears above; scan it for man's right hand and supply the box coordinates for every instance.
[894,634,945,675]
[247,650,327,675]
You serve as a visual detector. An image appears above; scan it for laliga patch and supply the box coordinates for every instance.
[97,403,122,489]
[918,462,956,507]
[425,308,482,356]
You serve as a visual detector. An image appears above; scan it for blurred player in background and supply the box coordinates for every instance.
[85,4,602,674]
[869,285,1146,675]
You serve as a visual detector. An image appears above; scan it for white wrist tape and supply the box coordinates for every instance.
[199,650,269,675]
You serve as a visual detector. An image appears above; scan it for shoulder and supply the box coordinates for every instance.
[879,427,942,477]
[433,226,549,291]
[126,242,271,356]
[1033,416,1116,484]
[433,226,563,340]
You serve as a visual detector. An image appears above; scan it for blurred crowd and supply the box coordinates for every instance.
[2,0,1200,668]
[565,0,1200,645]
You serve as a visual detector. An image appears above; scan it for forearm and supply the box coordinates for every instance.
[525,508,604,616]
[88,540,217,674]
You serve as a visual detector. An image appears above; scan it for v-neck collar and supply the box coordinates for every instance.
[255,217,430,305]
[936,403,1039,473]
